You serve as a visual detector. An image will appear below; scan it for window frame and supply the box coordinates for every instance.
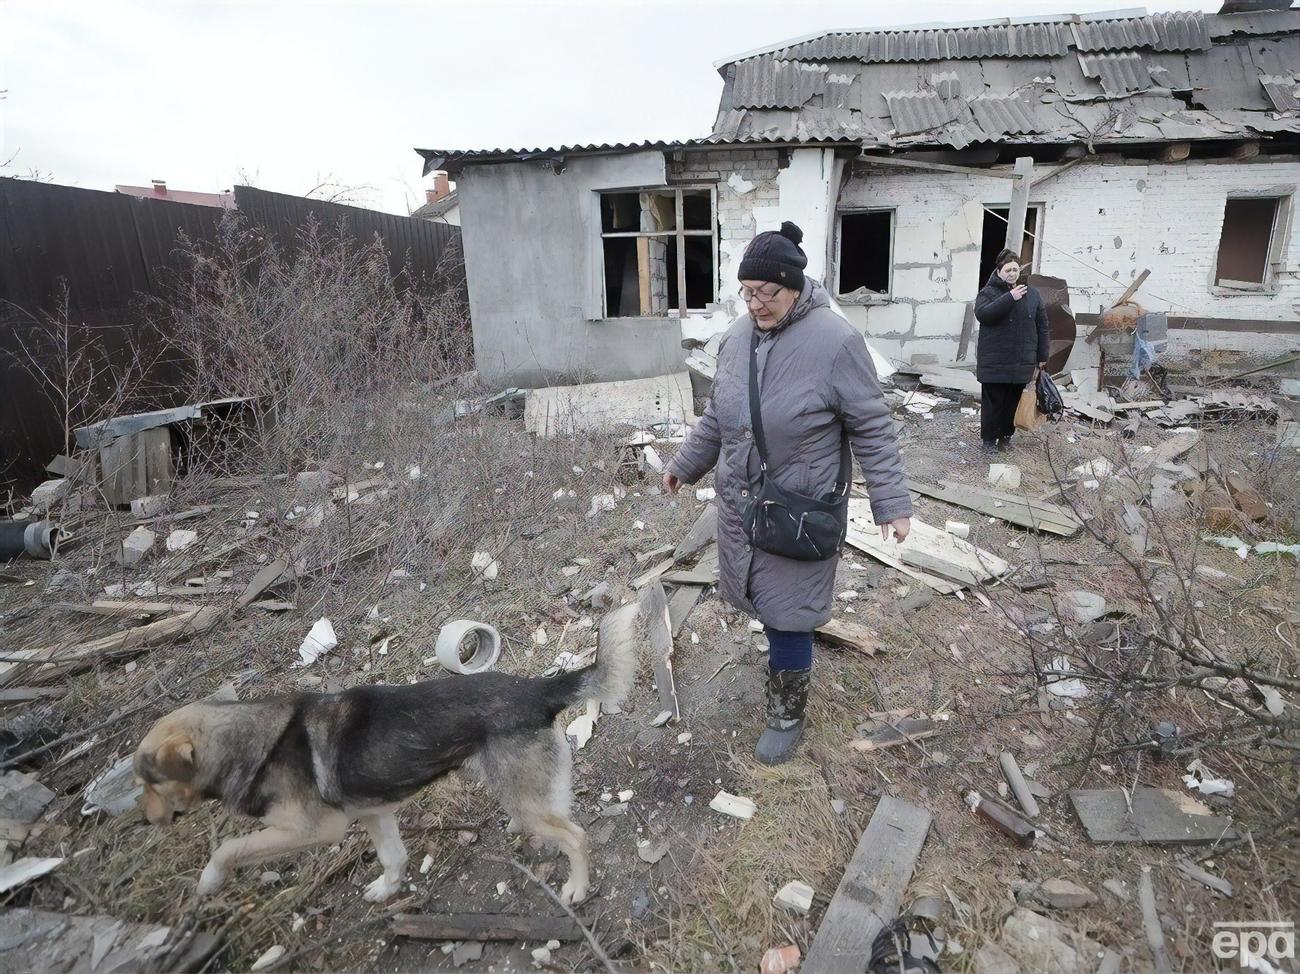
[598,185,719,319]
[834,207,896,304]
[1212,191,1292,294]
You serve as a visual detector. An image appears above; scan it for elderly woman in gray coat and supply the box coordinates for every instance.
[663,222,911,764]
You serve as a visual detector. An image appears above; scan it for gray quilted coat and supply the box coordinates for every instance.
[668,280,911,631]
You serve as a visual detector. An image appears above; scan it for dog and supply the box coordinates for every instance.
[133,612,638,904]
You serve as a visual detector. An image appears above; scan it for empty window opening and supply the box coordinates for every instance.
[600,188,716,317]
[1216,197,1283,288]
[978,206,1040,286]
[837,210,893,297]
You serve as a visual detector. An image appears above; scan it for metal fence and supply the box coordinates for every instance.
[0,178,463,489]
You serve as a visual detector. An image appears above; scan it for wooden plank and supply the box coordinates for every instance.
[844,526,962,596]
[909,479,1082,536]
[660,544,718,586]
[1107,268,1151,310]
[675,190,687,321]
[803,796,931,974]
[1003,156,1034,252]
[56,600,191,618]
[1138,867,1173,974]
[642,582,679,721]
[636,236,652,316]
[814,619,879,656]
[673,505,717,562]
[392,912,583,942]
[0,687,66,706]
[667,585,705,638]
[1069,788,1238,844]
[858,155,1015,178]
[848,718,941,752]
[848,501,1009,585]
[955,300,976,362]
[631,557,674,590]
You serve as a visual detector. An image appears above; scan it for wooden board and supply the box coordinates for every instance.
[659,544,719,586]
[844,526,962,596]
[814,619,879,656]
[917,368,981,397]
[803,797,931,974]
[667,585,705,638]
[673,505,717,562]
[642,582,679,721]
[0,907,221,972]
[392,912,583,942]
[99,427,173,507]
[632,557,674,590]
[909,479,1082,536]
[849,501,1009,585]
[1069,788,1238,844]
[849,718,941,751]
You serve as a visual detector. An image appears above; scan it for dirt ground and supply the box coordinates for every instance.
[1,384,1295,974]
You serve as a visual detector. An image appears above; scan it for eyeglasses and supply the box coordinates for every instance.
[739,284,784,305]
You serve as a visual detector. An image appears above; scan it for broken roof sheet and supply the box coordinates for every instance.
[710,6,1299,150]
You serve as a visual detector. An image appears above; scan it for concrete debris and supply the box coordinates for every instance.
[651,710,674,727]
[164,529,198,552]
[530,946,552,965]
[1183,759,1235,798]
[117,526,156,567]
[1062,591,1107,625]
[944,520,970,539]
[774,880,814,915]
[637,838,670,865]
[1224,473,1269,521]
[251,945,287,972]
[565,711,595,750]
[1070,787,1237,844]
[695,487,716,502]
[709,790,756,820]
[1102,878,1131,902]
[296,618,338,666]
[452,942,484,967]
[586,493,617,518]
[1000,907,1117,973]
[1070,458,1113,479]
[581,581,614,610]
[471,551,499,580]
[760,945,801,974]
[29,479,70,511]
[988,463,1021,490]
[130,494,168,518]
[1026,878,1099,909]
[1044,656,1090,699]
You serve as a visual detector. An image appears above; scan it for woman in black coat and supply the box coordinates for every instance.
[973,248,1050,452]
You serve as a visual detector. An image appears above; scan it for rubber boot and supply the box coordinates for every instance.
[754,667,810,765]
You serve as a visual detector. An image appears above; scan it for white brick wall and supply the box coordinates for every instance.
[671,150,1299,360]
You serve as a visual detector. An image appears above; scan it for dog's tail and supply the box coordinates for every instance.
[570,600,641,708]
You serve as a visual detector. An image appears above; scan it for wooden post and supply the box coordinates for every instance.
[1004,156,1034,256]
[636,237,652,315]
[675,190,687,320]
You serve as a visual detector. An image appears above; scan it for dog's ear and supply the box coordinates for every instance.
[155,734,196,782]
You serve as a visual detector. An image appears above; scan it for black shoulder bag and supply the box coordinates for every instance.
[740,333,851,562]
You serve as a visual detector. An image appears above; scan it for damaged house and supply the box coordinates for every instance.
[418,5,1300,388]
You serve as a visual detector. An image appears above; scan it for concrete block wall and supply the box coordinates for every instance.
[836,156,1300,363]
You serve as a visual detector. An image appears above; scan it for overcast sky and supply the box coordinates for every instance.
[3,0,1216,215]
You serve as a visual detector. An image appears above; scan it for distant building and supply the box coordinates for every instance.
[412,172,460,226]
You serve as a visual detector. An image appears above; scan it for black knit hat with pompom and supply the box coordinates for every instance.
[738,221,807,292]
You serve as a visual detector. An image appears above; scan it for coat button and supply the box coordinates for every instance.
[745,544,752,552]
[743,429,752,439]
[741,489,749,497]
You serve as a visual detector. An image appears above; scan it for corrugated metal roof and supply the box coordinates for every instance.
[732,59,829,110]
[1078,51,1156,95]
[771,22,1069,62]
[883,90,959,134]
[1207,8,1299,36]
[1259,74,1300,111]
[967,92,1042,135]
[1071,10,1211,51]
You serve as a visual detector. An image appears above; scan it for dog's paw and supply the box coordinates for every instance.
[559,878,588,906]
[196,862,227,897]
[363,875,403,903]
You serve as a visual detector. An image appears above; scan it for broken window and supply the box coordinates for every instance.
[978,205,1042,286]
[1215,196,1286,289]
[600,188,717,318]
[836,210,893,299]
